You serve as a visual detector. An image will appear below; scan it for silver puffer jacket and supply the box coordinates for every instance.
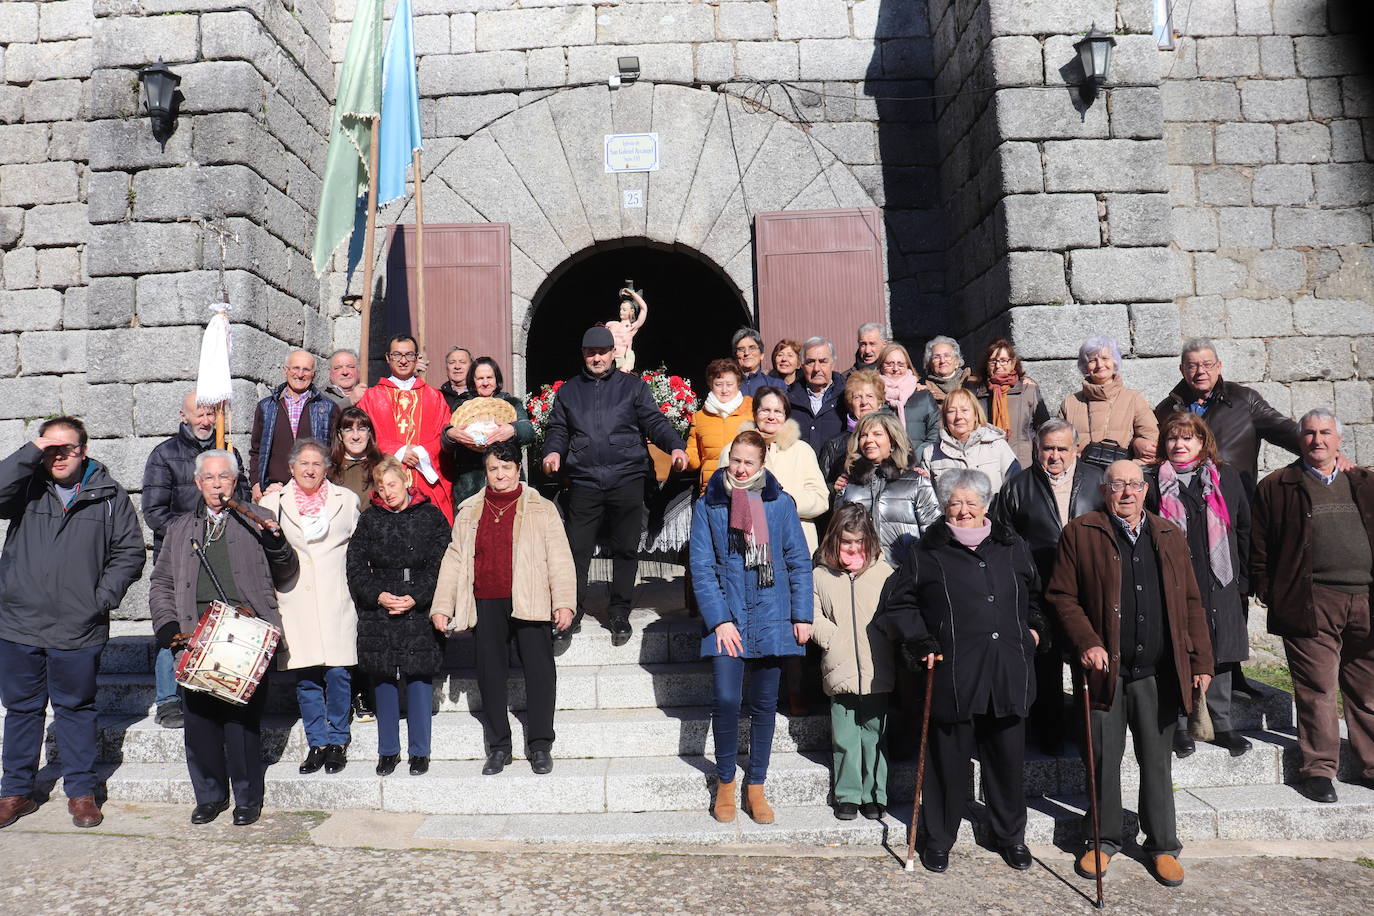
[839,460,941,566]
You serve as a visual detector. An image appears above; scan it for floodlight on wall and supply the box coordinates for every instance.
[138,59,182,148]
[609,56,640,89]
[1074,25,1117,89]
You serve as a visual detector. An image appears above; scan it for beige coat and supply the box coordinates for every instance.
[730,419,830,552]
[432,486,577,632]
[1059,377,1158,459]
[811,559,897,696]
[260,483,361,670]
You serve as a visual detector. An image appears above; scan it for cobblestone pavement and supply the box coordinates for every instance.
[1,803,1372,915]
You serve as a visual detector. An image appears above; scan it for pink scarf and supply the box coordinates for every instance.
[884,372,920,427]
[725,468,773,587]
[1158,459,1233,587]
[949,521,992,548]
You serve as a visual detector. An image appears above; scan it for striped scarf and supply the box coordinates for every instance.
[725,467,773,587]
[1158,459,1233,587]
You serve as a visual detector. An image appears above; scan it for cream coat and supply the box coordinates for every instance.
[432,486,577,632]
[811,559,897,696]
[729,419,830,552]
[260,482,361,670]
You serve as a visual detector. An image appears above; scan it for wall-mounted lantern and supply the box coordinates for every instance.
[1074,25,1117,90]
[138,59,181,148]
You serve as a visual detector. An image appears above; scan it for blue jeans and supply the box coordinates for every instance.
[710,655,783,785]
[155,647,178,708]
[295,665,352,747]
[0,638,102,798]
[374,675,433,757]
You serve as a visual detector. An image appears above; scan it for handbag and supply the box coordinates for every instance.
[1080,438,1130,469]
[1188,685,1214,741]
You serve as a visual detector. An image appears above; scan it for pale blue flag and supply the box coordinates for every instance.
[378,0,423,206]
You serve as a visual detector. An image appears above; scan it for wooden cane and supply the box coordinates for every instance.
[904,657,938,872]
[1080,669,1105,909]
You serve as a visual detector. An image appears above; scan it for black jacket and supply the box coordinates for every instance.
[1146,463,1251,664]
[0,445,146,650]
[541,367,685,490]
[1155,378,1299,495]
[992,460,1106,586]
[878,520,1050,725]
[346,495,452,679]
[141,424,250,559]
[787,378,847,454]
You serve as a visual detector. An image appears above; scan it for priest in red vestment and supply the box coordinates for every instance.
[358,334,455,523]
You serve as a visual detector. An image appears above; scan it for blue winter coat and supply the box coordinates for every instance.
[690,468,813,658]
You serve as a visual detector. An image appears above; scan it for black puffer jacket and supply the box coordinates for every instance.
[1155,378,1300,496]
[541,366,684,490]
[141,424,250,558]
[346,493,452,679]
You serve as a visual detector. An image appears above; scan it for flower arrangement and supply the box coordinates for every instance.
[525,379,563,446]
[640,366,699,438]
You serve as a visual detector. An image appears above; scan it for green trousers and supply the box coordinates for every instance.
[829,692,890,805]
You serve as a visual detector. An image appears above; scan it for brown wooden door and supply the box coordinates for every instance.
[384,222,512,370]
[754,207,887,368]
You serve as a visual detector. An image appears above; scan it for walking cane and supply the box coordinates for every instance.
[1079,668,1105,909]
[904,655,938,872]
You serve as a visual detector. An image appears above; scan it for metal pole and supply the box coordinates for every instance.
[413,148,427,363]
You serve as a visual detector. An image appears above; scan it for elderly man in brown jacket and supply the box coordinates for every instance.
[1048,460,1213,889]
[1252,408,1374,804]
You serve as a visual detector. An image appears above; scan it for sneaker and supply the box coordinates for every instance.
[155,703,184,729]
[351,694,375,724]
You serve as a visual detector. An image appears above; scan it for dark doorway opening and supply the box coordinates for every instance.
[526,243,750,392]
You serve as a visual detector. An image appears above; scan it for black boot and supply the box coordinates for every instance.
[482,750,512,776]
[299,746,326,774]
[376,754,400,776]
[323,744,348,774]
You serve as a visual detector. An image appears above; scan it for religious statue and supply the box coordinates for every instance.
[606,281,648,373]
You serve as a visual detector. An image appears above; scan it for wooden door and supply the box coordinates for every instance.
[384,222,512,370]
[754,207,887,366]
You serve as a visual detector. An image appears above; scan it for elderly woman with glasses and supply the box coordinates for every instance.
[878,343,941,458]
[972,338,1049,470]
[879,468,1050,874]
[1059,335,1159,463]
[921,335,971,406]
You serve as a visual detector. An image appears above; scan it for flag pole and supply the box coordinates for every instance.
[358,115,381,378]
[413,148,427,361]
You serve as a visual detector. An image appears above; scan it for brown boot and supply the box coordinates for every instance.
[742,783,774,824]
[712,779,736,822]
[68,795,103,828]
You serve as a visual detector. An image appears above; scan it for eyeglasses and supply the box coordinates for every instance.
[1103,480,1147,493]
[387,352,418,362]
[1183,360,1218,372]
[988,357,1014,366]
[198,472,237,482]
[44,445,82,458]
[734,344,760,354]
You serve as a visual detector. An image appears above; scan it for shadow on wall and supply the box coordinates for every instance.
[862,0,947,354]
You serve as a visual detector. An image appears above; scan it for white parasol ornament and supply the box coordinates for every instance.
[195,301,234,407]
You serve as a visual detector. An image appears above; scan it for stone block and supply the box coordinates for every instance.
[776,0,849,40]
[36,248,82,289]
[998,142,1042,194]
[736,41,800,80]
[0,376,60,420]
[1165,124,1213,165]
[1252,164,1311,205]
[1105,194,1169,247]
[174,60,267,117]
[1004,251,1068,305]
[1344,78,1373,118]
[0,334,16,377]
[1000,193,1099,250]
[0,208,22,248]
[1258,36,1297,78]
[797,39,877,81]
[1218,207,1274,249]
[1068,248,1174,304]
[3,247,38,290]
[0,289,62,332]
[692,42,733,84]
[1241,80,1310,122]
[1289,380,1336,420]
[524,47,565,86]
[1226,297,1294,337]
[987,0,1115,36]
[996,88,1108,141]
[1295,36,1362,79]
[92,14,197,69]
[1110,87,1163,140]
[1043,139,1168,193]
[449,12,476,53]
[18,330,85,374]
[1197,37,1261,79]
[1271,0,1328,34]
[1234,0,1273,33]
[1163,81,1241,123]
[1308,77,1345,120]
[990,35,1042,85]
[41,1,93,42]
[48,121,88,164]
[718,2,775,41]
[420,51,527,94]
[1313,163,1374,207]
[1330,120,1366,163]
[432,93,518,138]
[1210,337,1267,382]
[0,161,79,207]
[87,117,193,173]
[411,14,449,55]
[476,6,593,52]
[567,43,692,85]
[22,79,85,124]
[86,223,202,278]
[1178,295,1225,337]
[77,277,135,330]
[1129,302,1181,357]
[807,122,876,165]
[20,203,89,248]
[1216,122,1276,164]
[1172,205,1220,251]
[1175,0,1237,35]
[133,164,265,223]
[1008,304,1129,360]
[1276,121,1330,163]
[1194,252,1250,295]
[1335,380,1374,424]
[0,124,52,166]
[1293,297,1374,336]
[1267,336,1354,382]
[0,4,39,44]
[1274,208,1371,248]
[88,327,204,384]
[1251,248,1306,292]
[4,37,91,83]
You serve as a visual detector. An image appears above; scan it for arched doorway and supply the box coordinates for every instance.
[525,242,750,392]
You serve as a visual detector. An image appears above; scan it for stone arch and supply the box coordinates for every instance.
[387,83,880,389]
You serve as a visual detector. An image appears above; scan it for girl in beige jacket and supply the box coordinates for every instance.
[811,504,897,821]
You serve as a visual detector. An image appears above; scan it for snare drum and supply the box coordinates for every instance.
[174,601,282,705]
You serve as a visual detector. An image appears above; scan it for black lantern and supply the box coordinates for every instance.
[1074,24,1116,88]
[138,59,181,148]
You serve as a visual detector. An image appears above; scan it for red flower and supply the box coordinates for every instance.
[669,375,682,386]
[552,380,563,390]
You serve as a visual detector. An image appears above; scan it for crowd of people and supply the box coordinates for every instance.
[0,319,1371,892]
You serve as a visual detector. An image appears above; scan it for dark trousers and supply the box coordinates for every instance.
[1087,674,1181,857]
[921,712,1026,853]
[711,655,783,785]
[565,481,643,624]
[1283,585,1374,779]
[1028,650,1067,751]
[0,639,101,798]
[182,683,267,807]
[474,598,557,754]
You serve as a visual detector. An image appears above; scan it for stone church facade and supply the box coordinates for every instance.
[0,1,1369,614]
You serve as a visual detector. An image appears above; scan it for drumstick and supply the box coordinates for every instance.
[190,537,233,605]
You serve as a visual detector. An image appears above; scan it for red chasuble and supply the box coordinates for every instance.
[359,377,455,523]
